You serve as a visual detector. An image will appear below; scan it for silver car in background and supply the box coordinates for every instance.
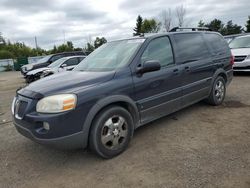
[26,56,85,83]
[229,35,250,72]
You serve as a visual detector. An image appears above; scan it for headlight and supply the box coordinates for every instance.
[11,97,17,115]
[246,55,250,60]
[26,64,33,71]
[36,94,77,113]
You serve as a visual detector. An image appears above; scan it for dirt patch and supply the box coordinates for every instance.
[0,72,250,188]
[222,100,250,108]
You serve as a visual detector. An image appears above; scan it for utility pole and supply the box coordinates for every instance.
[0,32,4,44]
[34,36,38,50]
[63,30,66,44]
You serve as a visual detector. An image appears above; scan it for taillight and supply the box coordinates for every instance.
[230,54,234,66]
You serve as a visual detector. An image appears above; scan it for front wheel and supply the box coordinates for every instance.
[89,106,134,159]
[206,76,226,105]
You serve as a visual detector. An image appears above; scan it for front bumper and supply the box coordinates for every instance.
[233,60,250,71]
[12,94,90,149]
[14,122,86,149]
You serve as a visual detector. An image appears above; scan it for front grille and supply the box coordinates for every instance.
[234,66,250,70]
[15,100,28,119]
[234,56,247,62]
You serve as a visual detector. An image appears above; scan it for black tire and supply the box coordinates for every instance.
[206,76,226,106]
[89,106,134,159]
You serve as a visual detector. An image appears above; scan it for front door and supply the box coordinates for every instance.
[132,36,183,124]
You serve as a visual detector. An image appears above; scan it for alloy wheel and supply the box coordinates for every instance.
[101,115,128,150]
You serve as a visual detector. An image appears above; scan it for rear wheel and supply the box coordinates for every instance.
[89,106,134,158]
[206,76,226,105]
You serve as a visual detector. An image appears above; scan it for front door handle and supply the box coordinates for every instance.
[173,69,179,75]
[185,66,190,72]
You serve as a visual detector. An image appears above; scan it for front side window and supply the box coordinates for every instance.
[65,58,79,66]
[174,33,209,63]
[48,57,67,68]
[78,57,85,61]
[141,37,174,67]
[74,39,144,72]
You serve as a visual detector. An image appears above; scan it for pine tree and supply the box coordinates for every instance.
[224,20,243,35]
[246,16,250,32]
[198,20,205,27]
[133,15,143,36]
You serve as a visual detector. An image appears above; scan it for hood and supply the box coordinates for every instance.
[231,48,250,56]
[27,67,51,75]
[21,70,115,96]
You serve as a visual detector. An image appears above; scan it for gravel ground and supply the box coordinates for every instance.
[0,71,250,188]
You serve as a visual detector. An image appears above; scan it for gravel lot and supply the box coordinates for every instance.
[0,71,250,188]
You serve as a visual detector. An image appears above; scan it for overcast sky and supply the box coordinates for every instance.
[0,0,249,49]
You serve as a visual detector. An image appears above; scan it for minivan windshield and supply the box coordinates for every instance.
[229,36,250,49]
[48,57,67,68]
[74,39,145,72]
[35,55,53,64]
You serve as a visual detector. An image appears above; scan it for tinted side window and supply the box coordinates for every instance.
[141,37,174,67]
[78,57,85,61]
[51,55,63,62]
[174,33,209,63]
[65,58,79,66]
[205,33,228,54]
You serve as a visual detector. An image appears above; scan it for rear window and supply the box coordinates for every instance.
[174,33,209,63]
[205,33,228,54]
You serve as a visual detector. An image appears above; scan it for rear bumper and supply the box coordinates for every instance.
[15,122,87,149]
[226,69,233,86]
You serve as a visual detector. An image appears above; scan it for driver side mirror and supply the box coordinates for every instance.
[61,64,67,68]
[137,60,161,74]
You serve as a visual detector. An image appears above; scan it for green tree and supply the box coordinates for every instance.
[94,37,107,48]
[51,45,58,54]
[141,19,161,33]
[133,15,143,36]
[245,16,250,32]
[198,20,205,27]
[0,50,14,59]
[205,19,225,34]
[224,20,243,35]
[66,41,74,50]
[86,43,95,52]
[56,41,74,53]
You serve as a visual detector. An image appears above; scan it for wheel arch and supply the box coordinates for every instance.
[82,95,140,146]
[209,68,227,93]
[214,69,227,81]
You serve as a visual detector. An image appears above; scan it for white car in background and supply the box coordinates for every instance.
[229,35,250,72]
[26,56,85,83]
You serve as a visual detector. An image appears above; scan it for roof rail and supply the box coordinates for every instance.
[169,27,211,32]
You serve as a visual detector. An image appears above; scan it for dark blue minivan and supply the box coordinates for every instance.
[12,30,234,158]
